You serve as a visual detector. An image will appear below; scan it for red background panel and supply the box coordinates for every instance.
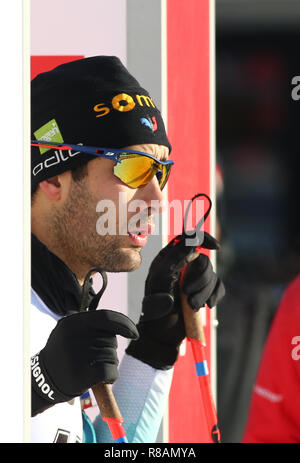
[167,0,213,442]
[31,55,84,80]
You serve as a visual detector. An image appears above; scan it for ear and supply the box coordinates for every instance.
[38,176,62,201]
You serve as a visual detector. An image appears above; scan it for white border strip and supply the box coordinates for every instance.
[23,0,31,442]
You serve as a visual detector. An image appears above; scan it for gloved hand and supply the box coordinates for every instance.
[31,309,139,416]
[126,232,225,370]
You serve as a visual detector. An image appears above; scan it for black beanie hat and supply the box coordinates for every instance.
[31,56,171,191]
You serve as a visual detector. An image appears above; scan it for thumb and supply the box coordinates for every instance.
[87,309,139,340]
[201,232,220,250]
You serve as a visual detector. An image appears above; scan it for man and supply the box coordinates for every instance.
[243,274,300,443]
[31,56,225,443]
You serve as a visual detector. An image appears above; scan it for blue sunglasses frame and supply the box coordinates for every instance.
[31,140,173,166]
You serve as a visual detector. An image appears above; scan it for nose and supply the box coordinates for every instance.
[136,176,167,215]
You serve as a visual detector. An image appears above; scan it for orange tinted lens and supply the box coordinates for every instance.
[114,154,158,188]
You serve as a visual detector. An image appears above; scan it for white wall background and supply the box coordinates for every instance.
[30,0,127,59]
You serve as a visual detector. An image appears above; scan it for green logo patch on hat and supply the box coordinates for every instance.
[34,119,64,154]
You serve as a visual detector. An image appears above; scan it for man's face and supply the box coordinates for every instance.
[51,144,169,276]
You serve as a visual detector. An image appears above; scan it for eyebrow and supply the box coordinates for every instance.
[153,151,169,163]
[160,155,169,162]
[133,144,169,163]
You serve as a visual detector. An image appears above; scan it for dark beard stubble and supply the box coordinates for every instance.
[50,177,142,276]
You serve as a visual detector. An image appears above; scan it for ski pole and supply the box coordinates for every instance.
[92,383,128,443]
[173,193,221,443]
[81,268,128,443]
[181,260,221,443]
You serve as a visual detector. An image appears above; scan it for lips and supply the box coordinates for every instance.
[128,232,149,247]
[127,222,155,246]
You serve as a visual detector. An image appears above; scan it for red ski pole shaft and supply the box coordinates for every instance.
[180,252,221,443]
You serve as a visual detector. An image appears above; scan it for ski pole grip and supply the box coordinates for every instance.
[181,251,206,344]
[181,292,206,344]
[92,383,123,420]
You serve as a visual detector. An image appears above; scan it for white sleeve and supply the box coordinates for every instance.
[92,354,173,443]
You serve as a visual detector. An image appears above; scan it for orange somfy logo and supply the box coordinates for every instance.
[93,93,156,118]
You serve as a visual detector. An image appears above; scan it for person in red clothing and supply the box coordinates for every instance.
[243,274,300,443]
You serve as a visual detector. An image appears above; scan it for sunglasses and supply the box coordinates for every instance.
[31,140,174,191]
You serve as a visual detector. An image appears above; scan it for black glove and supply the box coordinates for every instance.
[31,309,138,416]
[126,232,225,370]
